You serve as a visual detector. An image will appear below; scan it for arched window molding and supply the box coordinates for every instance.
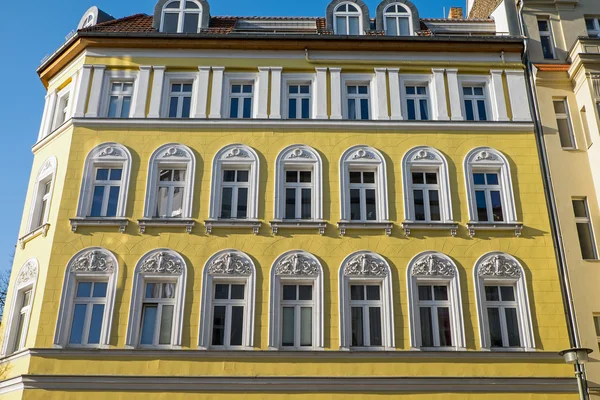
[268,251,324,350]
[339,251,395,350]
[198,250,256,349]
[54,247,118,348]
[2,259,39,356]
[382,3,412,35]
[326,0,370,35]
[126,249,187,348]
[25,156,57,236]
[375,0,420,35]
[401,146,456,236]
[474,252,535,351]
[156,0,208,33]
[338,145,391,236]
[72,143,132,233]
[272,145,324,234]
[141,143,196,233]
[407,251,465,350]
[464,147,521,237]
[206,144,260,234]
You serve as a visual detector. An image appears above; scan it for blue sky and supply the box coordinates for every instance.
[0,0,457,273]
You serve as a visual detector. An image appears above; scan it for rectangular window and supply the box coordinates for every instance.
[36,180,52,228]
[405,85,429,121]
[281,284,313,348]
[411,171,441,222]
[167,83,192,118]
[220,170,249,219]
[586,17,600,38]
[463,86,488,121]
[89,168,122,218]
[573,199,598,260]
[417,284,452,347]
[10,289,32,353]
[284,170,312,220]
[139,282,176,346]
[346,84,370,120]
[484,285,521,348]
[349,170,377,222]
[553,99,575,149]
[68,281,107,346]
[538,18,556,59]
[211,283,245,347]
[229,84,253,119]
[594,315,600,350]
[473,172,504,222]
[287,84,311,119]
[154,168,186,218]
[350,284,382,347]
[107,82,133,118]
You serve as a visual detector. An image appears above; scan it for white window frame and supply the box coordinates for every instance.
[160,0,203,33]
[383,3,413,36]
[222,73,259,119]
[52,83,73,131]
[26,156,57,234]
[341,74,375,120]
[209,144,260,220]
[281,74,316,120]
[268,251,323,350]
[537,17,556,59]
[333,2,363,35]
[339,145,389,223]
[199,249,256,349]
[458,76,492,122]
[161,72,199,118]
[572,198,598,260]
[1,259,38,356]
[474,252,535,351]
[553,98,576,150]
[54,247,118,348]
[402,146,453,224]
[274,144,323,221]
[143,143,196,219]
[407,252,465,350]
[100,70,139,118]
[587,17,600,37]
[126,249,187,348]
[399,75,435,121]
[339,251,394,350]
[76,143,132,219]
[593,315,600,345]
[464,147,518,224]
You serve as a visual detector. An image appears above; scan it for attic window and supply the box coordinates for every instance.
[334,3,362,35]
[161,0,202,33]
[82,14,95,28]
[384,3,411,36]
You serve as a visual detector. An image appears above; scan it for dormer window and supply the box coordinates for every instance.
[161,0,202,33]
[82,14,95,28]
[334,3,362,35]
[383,3,411,36]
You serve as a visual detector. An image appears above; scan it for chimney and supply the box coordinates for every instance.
[448,7,464,19]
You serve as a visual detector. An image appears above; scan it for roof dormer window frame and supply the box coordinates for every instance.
[160,0,203,33]
[383,3,413,36]
[333,2,363,35]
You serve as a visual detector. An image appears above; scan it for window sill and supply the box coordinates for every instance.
[18,224,50,249]
[410,346,467,352]
[270,220,327,235]
[204,219,261,235]
[70,217,128,233]
[337,221,393,237]
[137,218,195,233]
[466,222,523,237]
[479,347,534,352]
[402,221,458,237]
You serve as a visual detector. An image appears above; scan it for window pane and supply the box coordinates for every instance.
[350,188,361,221]
[13,314,26,352]
[242,85,252,94]
[107,96,119,118]
[215,284,229,300]
[110,169,122,181]
[289,85,299,94]
[230,306,244,346]
[418,285,432,301]
[407,99,416,120]
[487,307,503,347]
[350,285,364,301]
[486,173,499,185]
[220,187,233,218]
[160,169,173,181]
[106,186,120,217]
[230,98,239,118]
[349,171,362,183]
[211,305,226,346]
[500,286,515,301]
[490,191,504,222]
[424,172,437,185]
[121,96,131,118]
[351,307,364,346]
[434,285,448,301]
[363,172,375,183]
[183,12,199,33]
[90,186,105,217]
[162,283,176,299]
[365,189,377,221]
[473,173,485,185]
[140,305,157,345]
[145,283,160,299]
[93,282,107,298]
[155,187,169,218]
[282,307,295,346]
[299,285,312,301]
[237,187,248,218]
[77,282,92,298]
[168,96,179,118]
[68,304,88,344]
[288,98,297,119]
[419,307,434,347]
[231,284,245,300]
[475,190,488,221]
[181,97,191,118]
[301,188,311,219]
[573,199,588,218]
[285,188,296,219]
[366,285,380,301]
[477,100,487,121]
[300,171,312,183]
[399,17,410,35]
[553,100,567,114]
[386,16,398,35]
[348,98,356,120]
[224,170,236,182]
[474,87,484,96]
[349,16,360,35]
[163,13,179,33]
[414,190,425,221]
[577,222,597,260]
[429,190,441,221]
[243,97,252,118]
[537,20,548,31]
[485,286,500,301]
[169,187,183,217]
[437,307,452,347]
[301,98,310,119]
[419,99,429,121]
[369,307,382,346]
[540,36,554,59]
[412,172,424,184]
[557,119,574,147]
[505,308,521,347]
[465,100,475,121]
[300,307,312,346]
[360,99,369,120]
[87,304,105,345]
[283,285,296,301]
[594,316,600,336]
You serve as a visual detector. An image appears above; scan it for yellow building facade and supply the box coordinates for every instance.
[0,0,581,398]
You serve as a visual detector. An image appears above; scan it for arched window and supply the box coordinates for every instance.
[126,249,187,348]
[72,143,132,232]
[26,156,57,235]
[401,146,455,236]
[161,0,202,33]
[407,251,465,350]
[339,251,394,350]
[82,14,95,28]
[474,252,535,350]
[54,247,118,348]
[142,143,196,232]
[207,144,260,234]
[2,259,38,356]
[268,251,324,350]
[383,3,412,35]
[338,145,391,236]
[199,250,256,349]
[272,145,324,234]
[464,147,521,237]
[334,2,363,35]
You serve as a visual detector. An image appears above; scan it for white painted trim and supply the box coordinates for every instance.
[280,73,317,120]
[505,70,532,122]
[26,156,57,234]
[208,67,224,118]
[160,72,199,118]
[222,72,260,119]
[382,2,414,36]
[268,250,324,350]
[490,70,509,122]
[192,67,210,118]
[340,73,376,120]
[315,68,328,120]
[330,68,343,119]
[432,68,449,120]
[269,67,283,119]
[148,66,166,118]
[73,65,93,118]
[132,66,152,118]
[387,68,402,120]
[398,73,435,120]
[38,91,54,141]
[375,68,390,120]
[446,69,463,121]
[51,83,74,131]
[257,68,270,119]
[457,74,493,122]
[85,66,106,118]
[99,70,140,118]
[198,249,256,349]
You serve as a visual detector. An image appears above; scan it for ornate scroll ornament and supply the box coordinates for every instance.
[275,253,320,276]
[351,148,376,160]
[139,251,183,274]
[17,261,38,285]
[225,147,250,159]
[99,146,122,158]
[412,254,455,277]
[70,249,114,273]
[478,254,521,278]
[413,149,435,161]
[344,254,387,277]
[38,158,55,178]
[288,148,313,160]
[163,147,187,158]
[208,252,252,275]
[475,151,496,162]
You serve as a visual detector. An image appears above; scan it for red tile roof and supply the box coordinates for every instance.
[79,14,153,33]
